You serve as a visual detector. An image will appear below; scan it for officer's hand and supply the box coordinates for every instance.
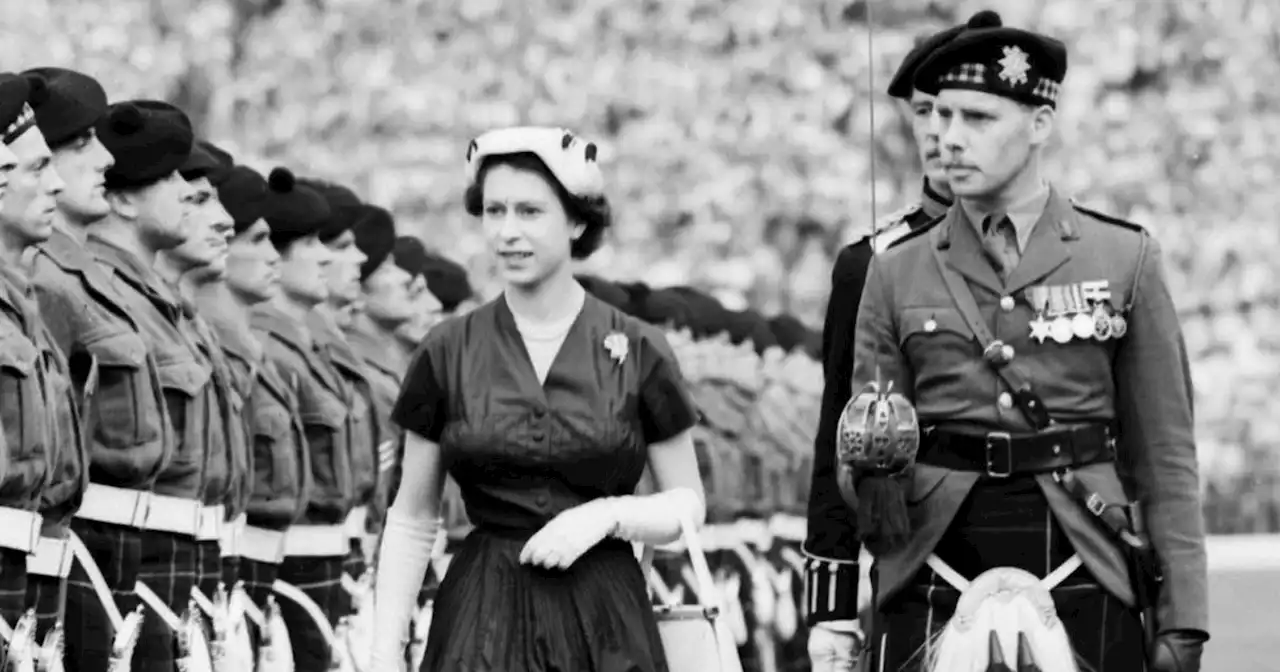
[808,621,863,672]
[1149,629,1207,672]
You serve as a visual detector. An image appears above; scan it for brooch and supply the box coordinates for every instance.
[603,332,629,365]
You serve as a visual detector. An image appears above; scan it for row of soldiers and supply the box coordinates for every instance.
[0,67,473,671]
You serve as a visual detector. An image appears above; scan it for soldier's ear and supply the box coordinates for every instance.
[104,187,140,220]
[1028,104,1055,148]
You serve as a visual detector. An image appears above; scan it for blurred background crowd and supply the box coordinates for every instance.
[3,0,1277,533]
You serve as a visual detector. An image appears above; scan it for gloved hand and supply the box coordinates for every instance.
[808,620,864,672]
[1149,629,1207,672]
[371,510,440,672]
[520,499,619,570]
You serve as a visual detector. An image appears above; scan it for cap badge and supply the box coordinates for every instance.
[997,45,1031,87]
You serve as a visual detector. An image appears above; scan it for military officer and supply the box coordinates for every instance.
[24,69,174,669]
[217,165,311,609]
[89,100,217,672]
[803,15,972,669]
[250,168,352,670]
[845,14,1208,671]
[0,72,66,633]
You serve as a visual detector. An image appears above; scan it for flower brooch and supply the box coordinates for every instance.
[603,332,628,365]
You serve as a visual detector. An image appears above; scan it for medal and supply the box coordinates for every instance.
[1092,303,1112,340]
[1026,286,1052,344]
[1051,316,1073,344]
[1110,310,1128,339]
[1068,285,1094,339]
[1047,286,1073,344]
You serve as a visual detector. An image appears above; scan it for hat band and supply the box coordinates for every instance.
[4,104,36,145]
[940,63,1061,105]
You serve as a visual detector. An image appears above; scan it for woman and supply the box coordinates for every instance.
[372,127,707,672]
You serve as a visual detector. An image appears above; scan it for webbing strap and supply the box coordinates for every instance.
[924,553,1083,593]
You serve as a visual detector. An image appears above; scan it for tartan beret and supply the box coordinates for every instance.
[297,177,363,242]
[262,167,331,248]
[465,126,604,199]
[886,15,993,100]
[98,101,194,190]
[180,140,232,184]
[0,74,37,145]
[216,166,270,235]
[914,12,1068,109]
[351,204,396,281]
[21,67,108,148]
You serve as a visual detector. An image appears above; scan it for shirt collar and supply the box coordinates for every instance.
[961,182,1051,252]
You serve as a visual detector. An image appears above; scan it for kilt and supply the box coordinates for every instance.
[195,540,222,598]
[277,555,345,671]
[25,573,66,641]
[64,519,143,672]
[132,530,199,672]
[0,548,29,626]
[868,477,1146,672]
[239,559,279,608]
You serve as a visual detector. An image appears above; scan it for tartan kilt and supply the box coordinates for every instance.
[25,573,65,642]
[195,540,222,598]
[0,548,29,627]
[63,519,143,672]
[132,530,200,672]
[277,554,345,671]
[868,477,1147,672]
[239,559,279,609]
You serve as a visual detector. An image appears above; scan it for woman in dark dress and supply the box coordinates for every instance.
[372,127,708,672]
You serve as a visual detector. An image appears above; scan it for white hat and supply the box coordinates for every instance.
[464,126,605,199]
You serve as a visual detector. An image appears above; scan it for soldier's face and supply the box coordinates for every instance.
[132,171,195,251]
[933,89,1052,202]
[168,176,233,275]
[906,90,947,186]
[480,164,582,291]
[0,143,15,198]
[324,228,366,307]
[226,219,280,304]
[278,234,331,306]
[395,275,444,345]
[0,129,64,247]
[362,259,415,328]
[50,129,113,222]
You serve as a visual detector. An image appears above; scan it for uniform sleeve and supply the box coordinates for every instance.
[1113,237,1208,634]
[803,242,872,624]
[391,337,449,444]
[637,328,699,444]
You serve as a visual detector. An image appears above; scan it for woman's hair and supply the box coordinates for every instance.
[463,151,612,260]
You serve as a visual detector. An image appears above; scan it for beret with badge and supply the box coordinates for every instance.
[463,126,605,206]
[297,177,363,242]
[21,67,108,148]
[1,73,39,146]
[215,166,270,235]
[885,11,1004,100]
[261,167,331,249]
[97,101,194,190]
[351,204,396,282]
[912,11,1067,109]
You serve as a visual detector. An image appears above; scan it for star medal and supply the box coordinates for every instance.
[1026,286,1052,344]
[1048,286,1073,344]
[1068,284,1096,340]
[1109,303,1128,339]
[1091,301,1113,341]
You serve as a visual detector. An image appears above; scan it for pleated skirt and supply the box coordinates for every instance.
[421,528,668,672]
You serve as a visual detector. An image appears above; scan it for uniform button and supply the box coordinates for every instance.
[997,392,1014,410]
[1000,296,1016,312]
[534,494,549,507]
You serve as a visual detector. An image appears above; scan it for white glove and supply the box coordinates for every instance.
[609,487,703,546]
[808,621,864,672]
[371,509,440,672]
[520,488,703,570]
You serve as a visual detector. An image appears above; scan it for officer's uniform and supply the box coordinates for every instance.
[26,81,174,668]
[250,169,353,670]
[850,23,1208,671]
[89,101,218,672]
[802,18,957,628]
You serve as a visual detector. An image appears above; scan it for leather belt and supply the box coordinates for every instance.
[916,424,1116,478]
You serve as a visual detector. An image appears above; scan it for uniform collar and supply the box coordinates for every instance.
[960,182,1051,252]
[86,235,182,307]
[250,303,314,352]
[921,178,953,221]
[344,320,406,378]
[206,311,263,366]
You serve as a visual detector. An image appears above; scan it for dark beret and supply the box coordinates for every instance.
[262,167,331,248]
[576,274,631,312]
[768,314,819,356]
[21,67,108,148]
[887,21,972,100]
[636,288,694,330]
[179,140,231,184]
[297,177,363,242]
[0,74,36,146]
[392,235,428,277]
[422,251,474,312]
[914,11,1068,108]
[669,286,732,339]
[351,204,396,282]
[216,166,270,235]
[725,309,780,355]
[98,101,194,190]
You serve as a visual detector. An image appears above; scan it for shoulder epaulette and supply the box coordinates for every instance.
[875,202,924,231]
[1071,202,1147,234]
[885,213,945,251]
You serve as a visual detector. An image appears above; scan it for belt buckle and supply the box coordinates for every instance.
[984,431,1014,478]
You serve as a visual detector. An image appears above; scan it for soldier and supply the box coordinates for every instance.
[845,14,1207,671]
[88,100,215,672]
[802,15,972,670]
[390,236,475,351]
[24,69,173,670]
[0,72,65,634]
[249,168,351,670]
[216,165,311,609]
[302,179,379,597]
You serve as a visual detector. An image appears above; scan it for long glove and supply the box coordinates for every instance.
[520,488,704,570]
[1149,629,1207,672]
[370,509,440,672]
[808,621,863,672]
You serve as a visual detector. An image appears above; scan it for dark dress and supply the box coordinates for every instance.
[392,293,700,672]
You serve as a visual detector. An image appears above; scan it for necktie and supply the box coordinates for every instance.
[982,215,1021,280]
